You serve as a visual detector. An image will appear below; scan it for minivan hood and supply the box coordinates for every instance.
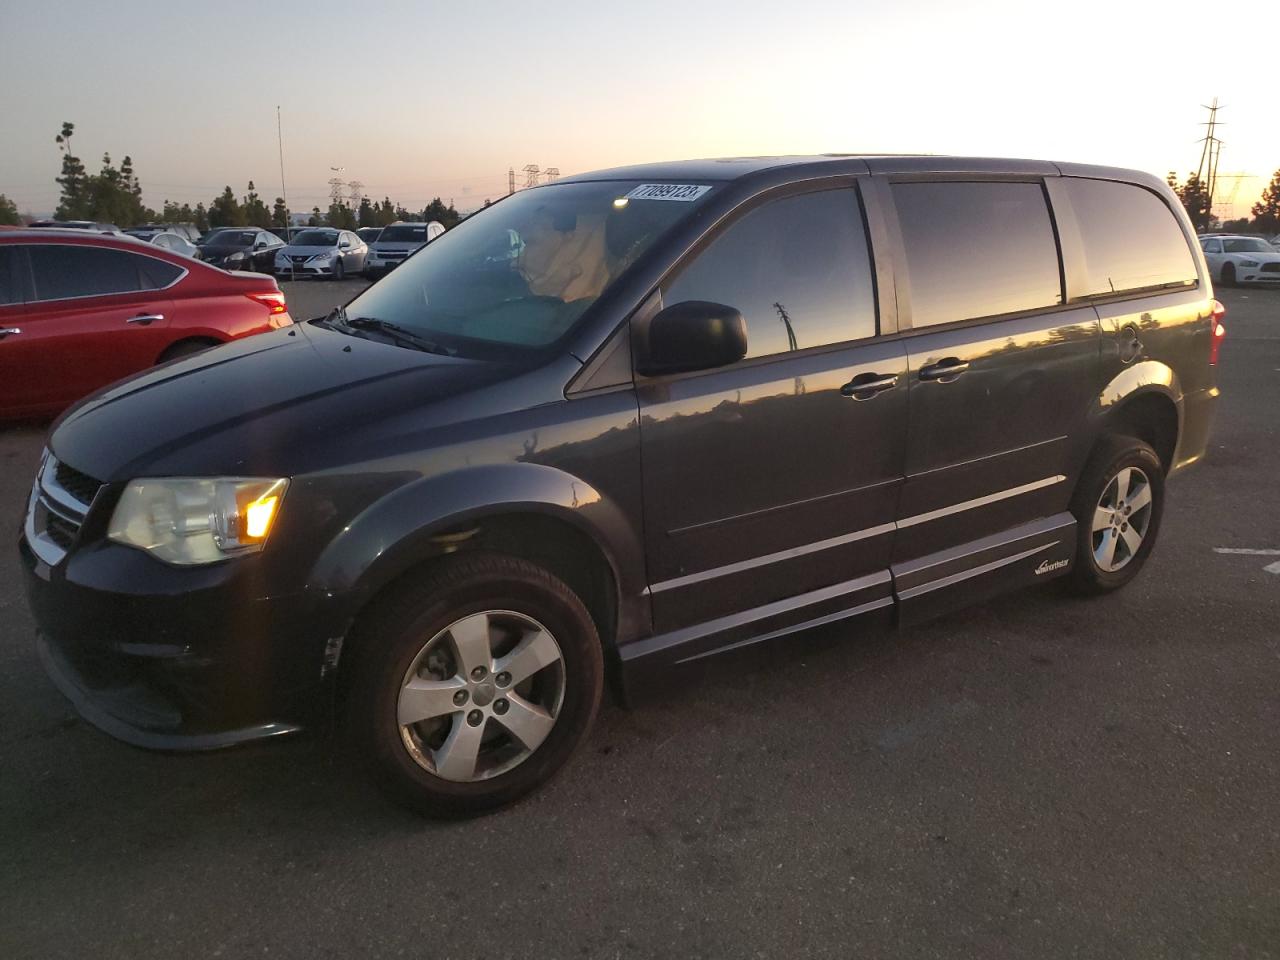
[49,324,519,481]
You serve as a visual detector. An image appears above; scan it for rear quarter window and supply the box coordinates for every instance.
[1061,178,1198,296]
[891,180,1063,328]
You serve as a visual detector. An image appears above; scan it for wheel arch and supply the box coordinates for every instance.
[1089,360,1183,475]
[309,462,646,662]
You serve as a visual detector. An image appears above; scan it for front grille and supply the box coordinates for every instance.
[1260,263,1280,274]
[54,461,102,504]
[45,512,78,549]
[382,250,408,260]
[290,256,310,264]
[26,452,97,566]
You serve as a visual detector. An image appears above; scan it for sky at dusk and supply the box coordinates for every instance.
[2,0,1276,218]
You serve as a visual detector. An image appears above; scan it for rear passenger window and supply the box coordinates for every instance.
[0,248,19,305]
[892,181,1062,327]
[663,188,876,359]
[28,246,178,301]
[1061,178,1198,296]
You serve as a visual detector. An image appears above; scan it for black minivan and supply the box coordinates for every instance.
[22,156,1221,816]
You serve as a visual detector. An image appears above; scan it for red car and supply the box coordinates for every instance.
[0,230,292,419]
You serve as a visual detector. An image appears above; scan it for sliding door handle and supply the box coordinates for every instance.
[919,358,969,382]
[841,372,899,400]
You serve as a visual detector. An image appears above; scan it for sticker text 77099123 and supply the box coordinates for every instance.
[624,184,712,202]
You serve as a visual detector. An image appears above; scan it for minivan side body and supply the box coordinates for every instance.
[21,156,1216,803]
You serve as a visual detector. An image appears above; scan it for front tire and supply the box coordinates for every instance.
[1221,263,1236,287]
[333,258,345,282]
[1067,435,1165,595]
[347,553,604,818]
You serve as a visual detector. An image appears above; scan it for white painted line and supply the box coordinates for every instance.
[1213,548,1280,556]
[1266,561,1280,576]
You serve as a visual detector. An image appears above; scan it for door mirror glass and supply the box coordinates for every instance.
[339,238,351,249]
[636,300,747,376]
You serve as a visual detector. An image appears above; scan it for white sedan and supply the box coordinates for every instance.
[1199,235,1280,287]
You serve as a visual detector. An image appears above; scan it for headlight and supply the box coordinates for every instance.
[310,251,332,261]
[1238,259,1259,268]
[108,477,288,565]
[226,251,247,263]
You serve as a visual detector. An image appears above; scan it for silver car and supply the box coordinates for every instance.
[365,221,444,278]
[273,228,368,280]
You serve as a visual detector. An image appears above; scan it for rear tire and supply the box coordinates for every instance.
[1066,435,1165,595]
[346,553,604,818]
[1221,263,1236,287]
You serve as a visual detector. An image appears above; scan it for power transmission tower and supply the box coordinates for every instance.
[1213,173,1248,222]
[328,166,347,208]
[347,180,364,208]
[508,167,515,195]
[1195,99,1224,215]
[523,164,541,188]
[542,167,559,182]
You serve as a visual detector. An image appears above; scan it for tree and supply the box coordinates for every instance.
[209,185,246,228]
[357,197,377,227]
[309,206,322,226]
[422,196,460,229]
[327,202,357,229]
[376,197,396,226]
[272,197,288,227]
[243,181,271,228]
[1169,172,1213,232]
[193,203,209,232]
[0,194,20,225]
[1252,169,1280,236]
[54,122,90,220]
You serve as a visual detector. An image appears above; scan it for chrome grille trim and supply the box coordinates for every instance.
[25,450,97,567]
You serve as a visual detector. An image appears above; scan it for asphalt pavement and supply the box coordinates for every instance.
[2,285,1277,959]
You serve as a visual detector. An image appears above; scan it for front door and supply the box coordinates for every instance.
[635,185,906,659]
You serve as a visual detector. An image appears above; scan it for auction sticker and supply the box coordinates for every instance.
[624,183,712,202]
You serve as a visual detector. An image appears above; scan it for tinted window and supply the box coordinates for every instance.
[893,181,1062,327]
[0,248,19,305]
[29,246,178,300]
[1201,239,1221,253]
[1222,238,1270,253]
[381,224,430,242]
[663,188,876,358]
[1061,178,1197,295]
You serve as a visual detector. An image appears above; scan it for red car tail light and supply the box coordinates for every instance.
[246,291,288,315]
[1209,299,1226,366]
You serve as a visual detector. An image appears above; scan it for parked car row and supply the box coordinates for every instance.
[0,230,292,418]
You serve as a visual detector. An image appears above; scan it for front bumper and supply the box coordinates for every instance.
[275,259,333,278]
[1236,267,1280,284]
[21,531,332,751]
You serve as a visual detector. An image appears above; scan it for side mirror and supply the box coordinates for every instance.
[636,300,748,377]
[339,239,351,249]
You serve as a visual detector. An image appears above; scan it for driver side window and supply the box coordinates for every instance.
[662,188,877,360]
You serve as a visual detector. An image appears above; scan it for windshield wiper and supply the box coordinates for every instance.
[344,315,452,356]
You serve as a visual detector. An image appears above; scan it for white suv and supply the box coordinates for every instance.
[365,221,445,278]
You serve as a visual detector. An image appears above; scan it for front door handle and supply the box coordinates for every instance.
[126,314,164,325]
[841,372,899,400]
[0,327,21,339]
[919,357,970,382]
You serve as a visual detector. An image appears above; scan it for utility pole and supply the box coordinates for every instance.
[508,167,515,195]
[276,106,290,226]
[1195,99,1224,217]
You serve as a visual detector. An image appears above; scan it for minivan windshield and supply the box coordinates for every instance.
[1221,238,1271,253]
[379,224,430,242]
[336,180,711,358]
[292,229,339,246]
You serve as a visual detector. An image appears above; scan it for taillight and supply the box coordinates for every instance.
[246,291,287,315]
[1209,299,1226,366]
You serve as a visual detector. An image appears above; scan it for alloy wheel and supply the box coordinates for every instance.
[397,610,565,782]
[1091,466,1153,573]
